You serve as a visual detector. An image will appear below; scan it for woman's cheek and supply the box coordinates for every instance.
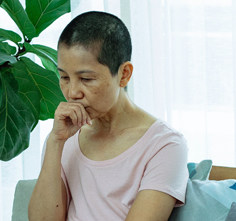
[60,83,69,100]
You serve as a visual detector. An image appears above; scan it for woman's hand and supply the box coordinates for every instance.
[51,102,92,142]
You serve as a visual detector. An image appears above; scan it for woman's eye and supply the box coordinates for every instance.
[81,78,92,82]
[60,76,69,80]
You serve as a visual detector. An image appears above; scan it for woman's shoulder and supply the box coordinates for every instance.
[135,107,183,136]
[132,106,157,128]
[133,108,186,147]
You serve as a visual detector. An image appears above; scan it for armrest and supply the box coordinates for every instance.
[209,166,236,180]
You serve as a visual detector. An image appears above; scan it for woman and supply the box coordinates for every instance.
[28,11,188,221]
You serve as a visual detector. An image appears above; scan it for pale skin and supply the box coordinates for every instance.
[28,44,176,221]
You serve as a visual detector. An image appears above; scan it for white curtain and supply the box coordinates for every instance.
[70,0,236,167]
[1,0,236,220]
[128,0,236,167]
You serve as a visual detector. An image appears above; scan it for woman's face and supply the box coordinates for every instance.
[57,44,121,119]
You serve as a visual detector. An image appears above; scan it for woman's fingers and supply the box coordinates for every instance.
[52,102,92,141]
[68,103,90,127]
[56,102,91,128]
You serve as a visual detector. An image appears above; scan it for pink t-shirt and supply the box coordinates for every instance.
[59,120,188,221]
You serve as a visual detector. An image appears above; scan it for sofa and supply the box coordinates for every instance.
[11,160,236,221]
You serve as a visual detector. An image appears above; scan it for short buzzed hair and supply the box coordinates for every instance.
[58,11,132,76]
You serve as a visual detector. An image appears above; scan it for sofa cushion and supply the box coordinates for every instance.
[12,179,37,221]
[169,160,236,221]
[225,202,236,221]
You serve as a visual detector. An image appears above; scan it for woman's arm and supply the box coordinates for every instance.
[125,190,176,221]
[28,136,67,221]
[28,102,91,221]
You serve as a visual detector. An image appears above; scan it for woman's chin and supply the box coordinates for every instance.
[86,108,107,120]
[85,107,97,119]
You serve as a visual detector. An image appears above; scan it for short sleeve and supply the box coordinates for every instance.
[139,135,189,206]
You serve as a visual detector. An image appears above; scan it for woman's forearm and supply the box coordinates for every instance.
[28,135,67,221]
[28,101,90,220]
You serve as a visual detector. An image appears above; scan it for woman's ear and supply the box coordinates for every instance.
[118,62,133,88]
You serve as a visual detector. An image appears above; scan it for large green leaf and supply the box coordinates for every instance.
[1,0,36,39]
[39,56,59,76]
[0,69,37,161]
[0,28,22,44]
[24,42,58,75]
[24,43,57,65]
[0,51,17,65]
[26,0,70,36]
[10,60,41,121]
[0,0,3,6]
[0,41,17,55]
[12,57,65,120]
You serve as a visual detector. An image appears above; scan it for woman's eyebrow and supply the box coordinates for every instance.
[57,67,97,75]
[57,67,65,72]
[75,70,97,75]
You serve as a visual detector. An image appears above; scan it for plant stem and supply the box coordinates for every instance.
[15,44,26,58]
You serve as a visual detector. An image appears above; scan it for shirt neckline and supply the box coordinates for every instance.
[73,120,159,167]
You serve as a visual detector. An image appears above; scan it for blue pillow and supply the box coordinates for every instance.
[169,160,236,221]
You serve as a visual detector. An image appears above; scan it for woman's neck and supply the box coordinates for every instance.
[91,91,138,133]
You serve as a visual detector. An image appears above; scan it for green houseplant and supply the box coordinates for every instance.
[0,0,71,161]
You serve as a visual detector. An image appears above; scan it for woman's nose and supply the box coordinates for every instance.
[68,82,84,100]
